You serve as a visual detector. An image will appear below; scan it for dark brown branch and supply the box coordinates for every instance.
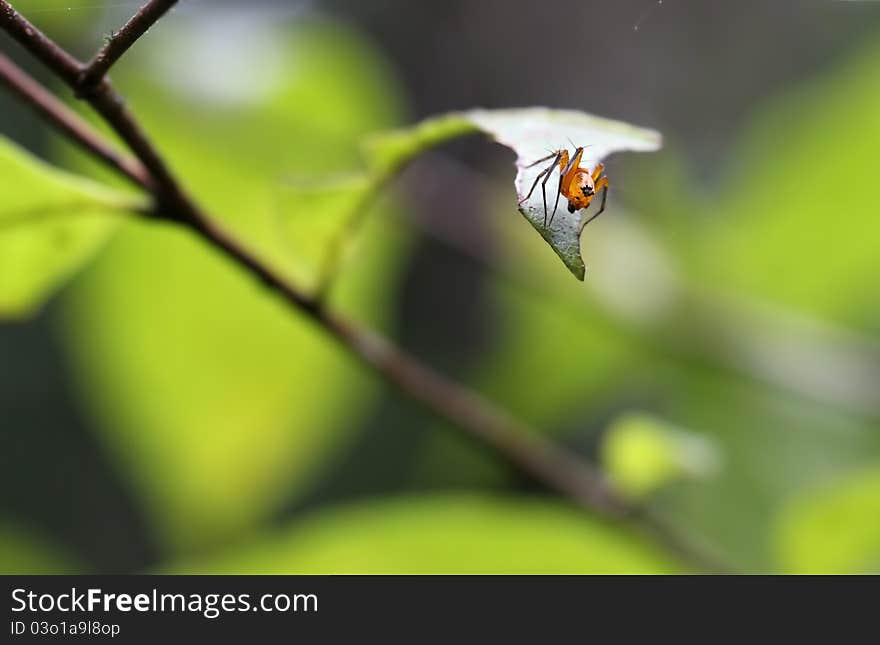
[0,53,153,190]
[85,83,193,212]
[78,0,178,92]
[0,1,733,573]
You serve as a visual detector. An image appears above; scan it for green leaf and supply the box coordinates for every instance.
[601,412,721,500]
[169,495,683,574]
[774,466,880,573]
[685,38,880,329]
[275,114,478,293]
[466,108,661,279]
[61,203,413,558]
[0,137,143,317]
[7,1,107,37]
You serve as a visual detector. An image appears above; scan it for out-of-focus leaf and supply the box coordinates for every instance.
[170,495,683,574]
[275,114,475,291]
[647,367,880,570]
[686,39,880,329]
[0,523,82,574]
[58,15,411,554]
[601,412,720,500]
[0,137,142,317]
[774,466,880,573]
[10,1,106,37]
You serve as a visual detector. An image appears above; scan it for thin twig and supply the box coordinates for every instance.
[0,53,153,190]
[78,0,178,92]
[0,0,734,573]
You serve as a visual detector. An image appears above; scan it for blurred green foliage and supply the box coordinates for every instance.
[694,41,880,329]
[0,138,141,315]
[1,8,879,574]
[171,495,680,574]
[4,0,105,42]
[775,465,880,573]
[601,413,719,499]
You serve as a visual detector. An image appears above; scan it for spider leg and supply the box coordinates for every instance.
[525,151,560,169]
[519,153,562,226]
[549,147,583,227]
[539,158,562,226]
[517,165,552,205]
[519,152,559,204]
[582,178,609,228]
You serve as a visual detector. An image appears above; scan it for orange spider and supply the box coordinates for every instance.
[518,146,609,228]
